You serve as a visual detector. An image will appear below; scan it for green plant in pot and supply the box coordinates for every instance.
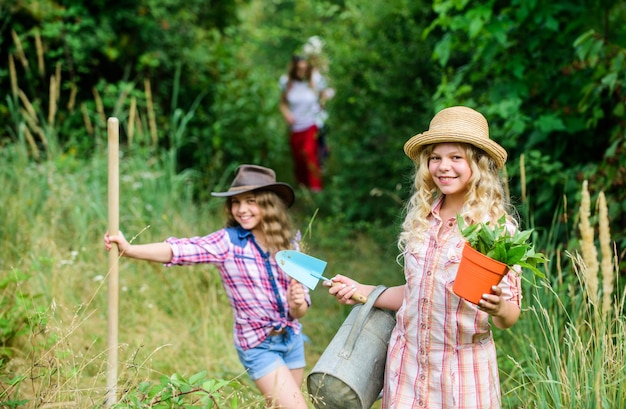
[453,214,548,304]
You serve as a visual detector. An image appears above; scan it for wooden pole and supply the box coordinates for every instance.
[106,117,119,407]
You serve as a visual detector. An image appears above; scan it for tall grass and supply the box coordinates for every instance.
[0,127,400,407]
[3,109,625,408]
[0,138,261,406]
[497,182,626,408]
[2,30,624,406]
[1,32,395,406]
[3,130,626,407]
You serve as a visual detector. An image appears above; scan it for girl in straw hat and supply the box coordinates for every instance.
[104,164,310,409]
[327,106,521,409]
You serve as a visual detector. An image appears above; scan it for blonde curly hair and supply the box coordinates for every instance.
[224,191,295,254]
[398,143,517,254]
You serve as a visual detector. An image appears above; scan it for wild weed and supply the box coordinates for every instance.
[498,181,626,408]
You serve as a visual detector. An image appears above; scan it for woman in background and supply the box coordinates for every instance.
[279,55,327,192]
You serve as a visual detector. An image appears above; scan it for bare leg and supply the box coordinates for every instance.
[289,367,304,387]
[254,365,308,409]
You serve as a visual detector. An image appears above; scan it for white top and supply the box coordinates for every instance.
[280,73,326,132]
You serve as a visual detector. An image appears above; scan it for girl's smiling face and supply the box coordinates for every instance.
[428,143,472,200]
[230,192,263,234]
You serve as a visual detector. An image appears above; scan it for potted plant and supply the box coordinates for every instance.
[453,214,548,304]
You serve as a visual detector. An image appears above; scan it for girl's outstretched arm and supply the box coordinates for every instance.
[104,231,173,264]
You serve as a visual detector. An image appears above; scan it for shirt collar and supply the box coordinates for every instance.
[227,226,253,248]
[430,195,445,220]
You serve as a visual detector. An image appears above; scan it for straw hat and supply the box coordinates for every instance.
[403,106,507,169]
[211,164,295,208]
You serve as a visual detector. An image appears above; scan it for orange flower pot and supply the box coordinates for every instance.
[453,243,509,305]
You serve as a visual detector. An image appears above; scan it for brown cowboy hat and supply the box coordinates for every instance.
[211,164,295,207]
[403,106,507,169]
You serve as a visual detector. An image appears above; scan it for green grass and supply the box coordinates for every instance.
[496,264,626,408]
[0,144,249,406]
[1,140,625,408]
[0,141,401,407]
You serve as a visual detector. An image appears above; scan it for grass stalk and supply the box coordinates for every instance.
[144,79,158,147]
[17,89,38,122]
[9,54,18,97]
[578,180,598,304]
[48,74,57,127]
[67,83,77,112]
[128,97,136,145]
[520,153,526,204]
[81,103,94,136]
[20,123,40,161]
[112,84,131,119]
[92,87,106,126]
[11,29,29,70]
[35,29,45,78]
[55,61,61,98]
[598,192,614,314]
[499,180,626,408]
[19,107,48,150]
[502,164,510,204]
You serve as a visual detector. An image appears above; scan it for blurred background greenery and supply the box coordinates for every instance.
[1,0,625,407]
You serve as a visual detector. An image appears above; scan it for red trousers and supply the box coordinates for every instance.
[289,125,322,191]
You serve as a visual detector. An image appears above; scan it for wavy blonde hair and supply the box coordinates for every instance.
[224,191,295,253]
[398,143,517,253]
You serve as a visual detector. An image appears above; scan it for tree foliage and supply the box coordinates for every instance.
[0,0,282,194]
[421,0,626,255]
[1,0,625,255]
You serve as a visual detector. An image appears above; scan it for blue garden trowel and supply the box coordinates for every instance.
[276,250,368,304]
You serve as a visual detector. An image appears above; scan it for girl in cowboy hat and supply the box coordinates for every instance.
[104,164,310,409]
[327,106,522,409]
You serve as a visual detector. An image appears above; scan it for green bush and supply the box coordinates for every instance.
[0,270,46,359]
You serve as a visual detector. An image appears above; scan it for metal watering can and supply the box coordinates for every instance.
[274,251,396,408]
[306,285,396,409]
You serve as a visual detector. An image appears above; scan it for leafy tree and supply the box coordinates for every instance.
[244,0,439,222]
[424,0,626,253]
[319,1,437,222]
[2,0,626,256]
[244,0,626,263]
[0,0,282,190]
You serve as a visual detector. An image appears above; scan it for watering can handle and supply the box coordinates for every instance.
[339,285,388,359]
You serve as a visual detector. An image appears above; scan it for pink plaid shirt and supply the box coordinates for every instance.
[164,226,309,350]
[383,201,522,409]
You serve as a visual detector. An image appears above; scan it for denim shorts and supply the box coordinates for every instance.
[235,330,306,381]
